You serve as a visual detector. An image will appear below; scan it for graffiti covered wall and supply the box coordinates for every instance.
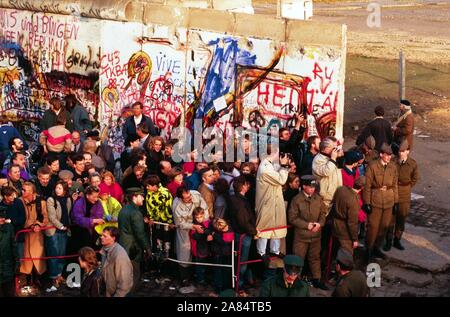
[0,3,346,154]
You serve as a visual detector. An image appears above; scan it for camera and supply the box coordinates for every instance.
[280,152,293,161]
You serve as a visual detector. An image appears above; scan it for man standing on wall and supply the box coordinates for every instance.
[65,94,92,138]
[40,97,73,132]
[122,101,158,141]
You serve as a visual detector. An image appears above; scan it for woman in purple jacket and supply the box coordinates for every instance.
[70,185,105,251]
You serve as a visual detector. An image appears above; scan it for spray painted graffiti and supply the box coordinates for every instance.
[1,7,345,154]
[0,8,100,138]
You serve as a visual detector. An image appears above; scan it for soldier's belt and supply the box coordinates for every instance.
[372,186,394,191]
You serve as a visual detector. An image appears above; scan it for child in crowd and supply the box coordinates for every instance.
[189,207,213,285]
[94,183,121,235]
[211,218,234,295]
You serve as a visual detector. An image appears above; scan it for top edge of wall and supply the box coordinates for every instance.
[0,0,345,47]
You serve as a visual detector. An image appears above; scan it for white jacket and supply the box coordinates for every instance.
[312,153,343,205]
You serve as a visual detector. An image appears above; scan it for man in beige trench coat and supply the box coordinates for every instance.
[255,144,290,257]
[19,182,49,292]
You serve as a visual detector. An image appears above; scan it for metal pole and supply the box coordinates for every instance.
[399,50,406,100]
[231,239,235,289]
[277,0,281,18]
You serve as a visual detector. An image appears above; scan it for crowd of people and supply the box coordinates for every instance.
[0,95,419,298]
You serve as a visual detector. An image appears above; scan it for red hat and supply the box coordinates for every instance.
[98,183,110,196]
[183,162,195,174]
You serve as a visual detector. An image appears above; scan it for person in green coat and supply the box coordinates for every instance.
[259,255,310,297]
[0,206,18,297]
[118,188,151,294]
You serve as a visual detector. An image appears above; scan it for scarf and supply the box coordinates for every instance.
[394,109,412,128]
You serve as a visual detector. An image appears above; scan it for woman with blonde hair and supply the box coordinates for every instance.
[100,171,123,203]
[146,136,165,174]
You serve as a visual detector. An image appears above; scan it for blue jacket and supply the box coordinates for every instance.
[122,114,157,141]
[185,171,201,191]
[71,104,92,133]
[0,124,27,153]
[0,199,26,242]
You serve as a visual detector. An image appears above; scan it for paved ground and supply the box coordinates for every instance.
[37,198,449,298]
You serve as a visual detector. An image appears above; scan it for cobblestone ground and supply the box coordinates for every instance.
[38,199,449,298]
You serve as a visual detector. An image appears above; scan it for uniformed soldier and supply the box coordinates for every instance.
[332,248,369,297]
[362,143,398,260]
[332,176,366,254]
[384,140,419,251]
[118,187,152,293]
[259,255,310,297]
[288,175,329,290]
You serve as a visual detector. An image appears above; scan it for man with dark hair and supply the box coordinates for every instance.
[6,165,25,196]
[46,155,60,186]
[0,119,27,157]
[65,94,92,136]
[40,96,73,132]
[300,135,321,176]
[122,165,146,191]
[1,152,31,181]
[332,248,369,297]
[19,181,49,290]
[356,106,393,152]
[164,139,180,168]
[0,206,17,297]
[70,153,89,185]
[120,134,141,173]
[136,123,151,150]
[71,185,105,250]
[144,175,173,258]
[230,175,256,289]
[122,101,157,141]
[185,162,208,191]
[0,185,26,239]
[198,167,216,219]
[2,136,26,171]
[35,166,53,199]
[332,176,366,254]
[279,114,306,156]
[100,226,134,297]
[118,188,151,293]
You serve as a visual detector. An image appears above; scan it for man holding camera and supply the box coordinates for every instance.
[255,144,289,258]
[312,137,343,214]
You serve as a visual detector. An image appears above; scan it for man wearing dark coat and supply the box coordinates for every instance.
[118,187,151,293]
[259,255,309,297]
[332,176,366,254]
[332,248,369,297]
[122,101,157,141]
[356,106,393,152]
